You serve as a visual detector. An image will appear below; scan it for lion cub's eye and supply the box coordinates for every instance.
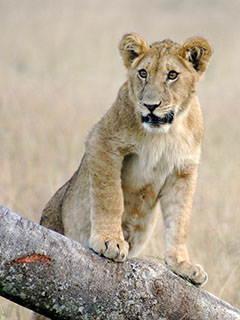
[167,70,179,80]
[138,69,148,79]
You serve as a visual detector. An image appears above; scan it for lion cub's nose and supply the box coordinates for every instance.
[144,101,162,112]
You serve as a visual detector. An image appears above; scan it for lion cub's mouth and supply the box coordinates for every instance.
[141,110,174,125]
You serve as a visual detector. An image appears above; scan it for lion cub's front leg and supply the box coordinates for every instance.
[160,165,208,286]
[86,138,129,262]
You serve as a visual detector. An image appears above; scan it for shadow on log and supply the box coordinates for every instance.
[0,205,240,320]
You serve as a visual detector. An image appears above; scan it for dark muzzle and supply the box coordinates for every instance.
[142,110,174,125]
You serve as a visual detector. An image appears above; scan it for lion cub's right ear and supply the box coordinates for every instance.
[119,33,149,69]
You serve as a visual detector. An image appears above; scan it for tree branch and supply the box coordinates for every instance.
[0,205,239,320]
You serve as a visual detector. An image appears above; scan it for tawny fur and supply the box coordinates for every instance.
[34,32,212,320]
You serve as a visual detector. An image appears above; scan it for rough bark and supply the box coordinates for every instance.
[0,205,239,320]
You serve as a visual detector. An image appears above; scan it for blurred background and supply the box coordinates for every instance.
[0,0,239,318]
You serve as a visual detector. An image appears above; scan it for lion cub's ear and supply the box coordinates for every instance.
[181,37,213,75]
[119,33,149,69]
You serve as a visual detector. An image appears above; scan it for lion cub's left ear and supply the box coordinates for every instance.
[181,37,213,75]
[119,33,149,69]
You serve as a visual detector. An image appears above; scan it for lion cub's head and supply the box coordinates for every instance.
[119,33,212,133]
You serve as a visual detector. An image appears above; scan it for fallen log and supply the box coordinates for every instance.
[0,205,239,319]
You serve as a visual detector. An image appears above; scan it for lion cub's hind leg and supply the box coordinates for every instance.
[40,182,70,234]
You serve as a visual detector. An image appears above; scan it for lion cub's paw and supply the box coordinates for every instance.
[168,261,208,287]
[181,263,208,287]
[89,234,129,262]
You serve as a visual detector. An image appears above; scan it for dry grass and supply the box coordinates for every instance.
[0,0,239,318]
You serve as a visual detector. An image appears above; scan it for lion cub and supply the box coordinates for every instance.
[41,33,212,286]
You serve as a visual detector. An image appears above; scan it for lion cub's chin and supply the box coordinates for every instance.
[142,122,171,134]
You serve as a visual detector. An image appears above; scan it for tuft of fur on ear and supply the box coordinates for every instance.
[181,37,213,75]
[119,33,149,69]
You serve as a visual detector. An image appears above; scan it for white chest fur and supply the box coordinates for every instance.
[122,127,200,190]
